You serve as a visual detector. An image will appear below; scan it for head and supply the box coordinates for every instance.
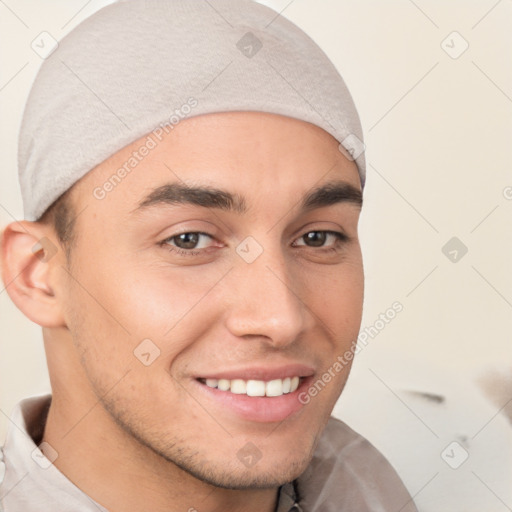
[2,110,363,488]
[1,0,366,492]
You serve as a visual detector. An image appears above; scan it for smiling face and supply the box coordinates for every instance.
[52,111,364,489]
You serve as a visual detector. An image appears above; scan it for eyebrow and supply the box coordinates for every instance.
[130,180,362,216]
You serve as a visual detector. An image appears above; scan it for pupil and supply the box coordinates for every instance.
[176,233,199,249]
[305,231,325,247]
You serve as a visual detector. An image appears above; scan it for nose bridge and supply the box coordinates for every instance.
[224,241,311,345]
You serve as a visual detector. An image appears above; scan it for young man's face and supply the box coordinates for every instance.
[53,111,364,488]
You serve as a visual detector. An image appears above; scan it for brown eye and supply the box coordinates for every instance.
[174,232,200,249]
[302,231,327,247]
[295,231,347,248]
[162,232,214,251]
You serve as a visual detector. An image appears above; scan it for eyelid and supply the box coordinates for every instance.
[162,231,216,248]
[292,230,348,247]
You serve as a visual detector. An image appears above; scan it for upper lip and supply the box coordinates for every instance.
[196,363,315,382]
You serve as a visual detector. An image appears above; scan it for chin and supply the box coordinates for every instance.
[172,454,312,490]
[102,393,317,489]
[137,425,313,490]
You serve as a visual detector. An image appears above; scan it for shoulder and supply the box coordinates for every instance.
[315,415,401,471]
[295,416,418,512]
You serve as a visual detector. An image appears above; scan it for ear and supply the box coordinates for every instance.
[1,220,67,327]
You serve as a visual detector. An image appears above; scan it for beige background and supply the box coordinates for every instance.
[1,1,511,511]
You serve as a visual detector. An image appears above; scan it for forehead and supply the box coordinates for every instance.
[74,111,361,218]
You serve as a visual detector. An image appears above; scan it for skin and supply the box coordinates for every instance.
[1,111,364,512]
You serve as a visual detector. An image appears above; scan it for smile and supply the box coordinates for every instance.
[197,376,301,397]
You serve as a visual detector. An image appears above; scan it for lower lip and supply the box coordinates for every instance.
[192,377,313,423]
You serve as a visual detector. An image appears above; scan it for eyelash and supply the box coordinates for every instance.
[159,230,349,257]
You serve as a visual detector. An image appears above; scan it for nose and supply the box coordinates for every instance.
[224,246,314,348]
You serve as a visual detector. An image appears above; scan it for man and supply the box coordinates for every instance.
[0,1,417,511]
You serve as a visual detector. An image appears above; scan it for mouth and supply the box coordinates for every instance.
[197,376,303,397]
[193,372,314,423]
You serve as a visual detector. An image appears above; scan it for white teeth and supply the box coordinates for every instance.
[217,379,230,391]
[200,376,303,397]
[265,379,283,397]
[205,378,218,388]
[230,379,247,394]
[246,380,266,396]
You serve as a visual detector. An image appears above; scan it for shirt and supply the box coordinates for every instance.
[0,394,417,512]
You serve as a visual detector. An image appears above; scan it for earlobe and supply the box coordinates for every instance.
[1,221,67,327]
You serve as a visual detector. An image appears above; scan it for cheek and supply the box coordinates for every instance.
[66,253,229,374]
[107,263,229,343]
[297,257,363,403]
[301,255,364,334]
